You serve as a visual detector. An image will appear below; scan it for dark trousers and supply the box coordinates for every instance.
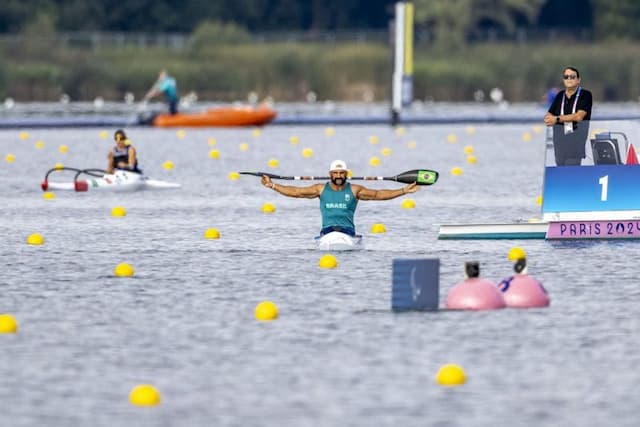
[168,99,178,115]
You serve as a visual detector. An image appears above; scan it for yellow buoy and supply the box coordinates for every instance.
[447,134,458,143]
[302,147,313,158]
[268,158,279,168]
[176,129,186,139]
[508,247,527,261]
[463,145,474,155]
[466,155,477,164]
[369,156,381,167]
[99,130,109,139]
[129,384,161,406]
[54,163,64,170]
[289,135,300,145]
[319,254,338,269]
[407,140,417,149]
[395,126,406,136]
[42,191,55,200]
[325,127,335,137]
[35,140,45,149]
[228,171,240,180]
[381,147,392,157]
[532,125,543,134]
[401,199,416,209]
[208,137,217,146]
[522,132,532,142]
[162,161,174,170]
[252,128,261,137]
[536,195,543,206]
[346,169,353,178]
[19,131,29,140]
[465,126,476,135]
[58,144,69,154]
[255,301,278,321]
[209,149,220,159]
[370,223,386,233]
[239,142,249,152]
[26,233,45,245]
[261,203,276,213]
[0,314,18,334]
[111,206,127,217]
[368,135,379,145]
[451,166,463,176]
[204,228,221,239]
[436,364,467,386]
[114,263,135,277]
[5,153,16,163]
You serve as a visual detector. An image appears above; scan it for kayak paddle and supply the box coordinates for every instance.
[239,169,439,185]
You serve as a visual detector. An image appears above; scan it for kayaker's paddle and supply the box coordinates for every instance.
[239,169,439,185]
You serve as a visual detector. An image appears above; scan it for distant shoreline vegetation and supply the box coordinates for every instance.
[0,31,638,103]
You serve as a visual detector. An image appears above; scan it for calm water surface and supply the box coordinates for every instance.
[1,116,639,427]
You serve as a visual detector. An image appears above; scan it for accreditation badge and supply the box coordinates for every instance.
[564,121,574,135]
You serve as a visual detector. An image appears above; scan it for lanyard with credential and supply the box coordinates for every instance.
[560,86,581,116]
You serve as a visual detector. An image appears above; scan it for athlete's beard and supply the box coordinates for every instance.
[331,176,346,186]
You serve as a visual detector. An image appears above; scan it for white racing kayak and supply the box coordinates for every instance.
[41,167,180,192]
[314,231,363,251]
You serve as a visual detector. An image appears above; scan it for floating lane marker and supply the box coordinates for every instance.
[204,228,220,239]
[261,203,276,214]
[370,223,386,233]
[129,384,161,406]
[436,364,467,386]
[319,254,338,269]
[401,199,416,209]
[162,161,174,170]
[26,233,45,245]
[111,206,127,217]
[114,263,135,277]
[255,301,278,321]
[0,314,18,333]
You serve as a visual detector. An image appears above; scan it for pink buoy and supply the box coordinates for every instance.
[498,259,550,308]
[446,262,505,310]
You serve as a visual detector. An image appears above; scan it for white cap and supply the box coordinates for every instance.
[329,160,348,171]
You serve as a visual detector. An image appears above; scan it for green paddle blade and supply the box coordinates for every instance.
[395,169,439,185]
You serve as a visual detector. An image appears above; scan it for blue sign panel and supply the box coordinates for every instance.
[391,258,439,311]
[543,165,640,213]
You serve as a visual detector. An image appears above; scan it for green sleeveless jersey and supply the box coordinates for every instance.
[319,182,358,230]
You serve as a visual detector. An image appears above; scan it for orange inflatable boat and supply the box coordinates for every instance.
[152,105,277,127]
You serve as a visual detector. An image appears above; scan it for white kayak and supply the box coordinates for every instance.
[314,231,364,251]
[41,168,180,192]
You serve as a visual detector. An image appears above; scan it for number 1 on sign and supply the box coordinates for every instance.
[599,175,608,201]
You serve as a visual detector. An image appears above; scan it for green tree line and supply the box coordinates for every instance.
[2,0,640,102]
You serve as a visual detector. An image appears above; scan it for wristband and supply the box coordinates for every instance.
[556,116,560,124]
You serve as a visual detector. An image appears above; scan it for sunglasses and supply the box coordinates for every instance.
[563,75,578,80]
